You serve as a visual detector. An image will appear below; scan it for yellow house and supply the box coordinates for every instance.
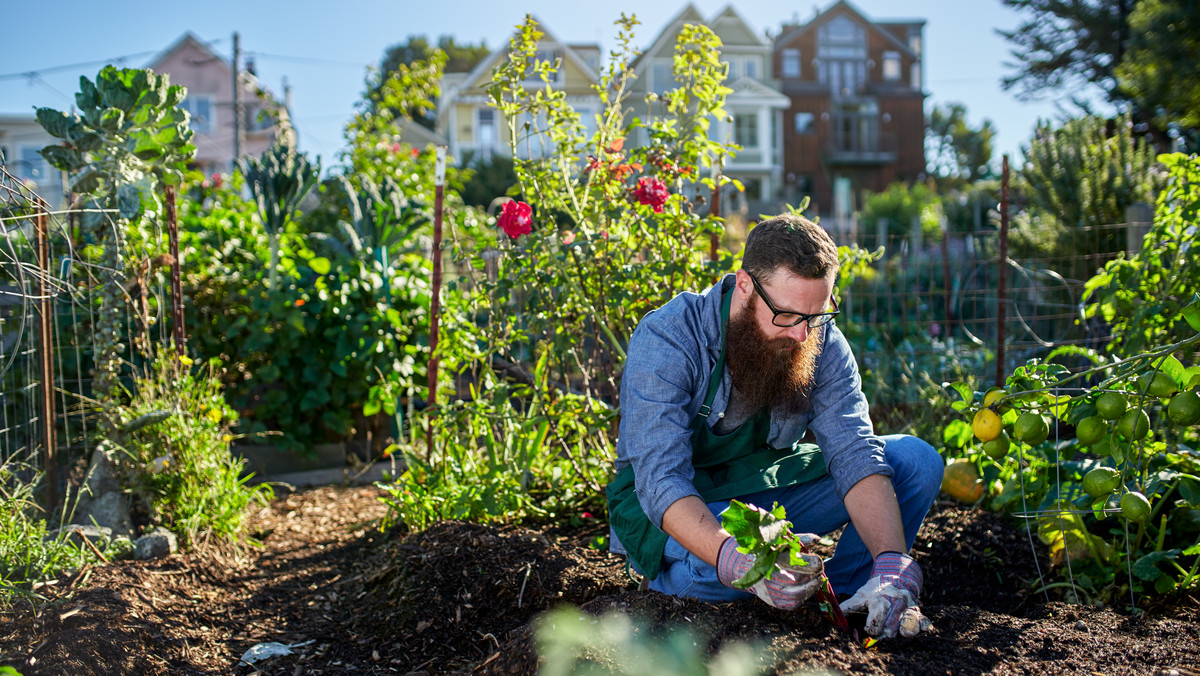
[435,18,602,163]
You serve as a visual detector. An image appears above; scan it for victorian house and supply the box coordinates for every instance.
[435,21,602,164]
[628,4,790,216]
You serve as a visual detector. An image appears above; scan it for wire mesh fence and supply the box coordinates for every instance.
[836,222,1135,434]
[0,165,181,509]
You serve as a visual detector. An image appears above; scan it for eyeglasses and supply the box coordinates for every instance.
[747,272,840,329]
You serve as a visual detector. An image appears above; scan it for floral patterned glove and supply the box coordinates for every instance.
[839,551,932,638]
[715,537,824,610]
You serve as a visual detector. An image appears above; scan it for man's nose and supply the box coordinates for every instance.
[783,320,810,343]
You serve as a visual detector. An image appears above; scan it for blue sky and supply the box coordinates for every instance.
[0,0,1100,172]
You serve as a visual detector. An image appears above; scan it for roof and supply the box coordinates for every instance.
[774,0,921,57]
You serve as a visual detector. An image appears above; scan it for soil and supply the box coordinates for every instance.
[1,484,1198,675]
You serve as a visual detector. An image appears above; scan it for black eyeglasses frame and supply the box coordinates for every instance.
[746,271,840,329]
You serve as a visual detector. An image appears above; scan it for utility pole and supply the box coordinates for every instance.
[231,31,242,169]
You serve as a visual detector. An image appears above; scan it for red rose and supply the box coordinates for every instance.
[633,176,669,213]
[498,200,533,239]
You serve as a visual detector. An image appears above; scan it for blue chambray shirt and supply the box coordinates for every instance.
[611,273,891,555]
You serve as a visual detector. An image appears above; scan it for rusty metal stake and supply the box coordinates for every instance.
[166,185,185,356]
[997,155,1010,388]
[426,147,446,461]
[36,200,58,511]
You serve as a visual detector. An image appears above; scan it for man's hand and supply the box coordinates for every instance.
[715,537,824,610]
[839,551,932,638]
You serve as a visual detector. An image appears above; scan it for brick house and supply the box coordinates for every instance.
[774,0,927,225]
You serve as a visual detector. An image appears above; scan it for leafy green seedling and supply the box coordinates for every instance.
[720,499,873,647]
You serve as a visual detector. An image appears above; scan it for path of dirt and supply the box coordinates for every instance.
[1,484,1197,675]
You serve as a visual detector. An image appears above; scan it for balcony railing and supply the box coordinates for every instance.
[824,125,897,165]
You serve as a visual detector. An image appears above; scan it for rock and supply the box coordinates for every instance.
[135,527,178,560]
[48,523,113,548]
[82,446,121,495]
[74,491,134,538]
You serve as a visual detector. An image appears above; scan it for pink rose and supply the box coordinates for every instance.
[562,230,575,245]
[633,176,669,213]
[498,200,533,239]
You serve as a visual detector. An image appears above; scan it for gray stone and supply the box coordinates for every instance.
[74,491,134,538]
[135,527,177,560]
[49,523,113,548]
[82,446,121,496]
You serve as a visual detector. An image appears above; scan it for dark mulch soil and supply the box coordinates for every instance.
[1,485,1198,675]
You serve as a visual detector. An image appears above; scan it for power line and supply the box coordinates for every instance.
[0,37,228,82]
[0,51,160,81]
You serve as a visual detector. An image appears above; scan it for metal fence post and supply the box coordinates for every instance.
[166,185,185,355]
[1125,202,1153,256]
[997,155,1010,388]
[36,200,58,510]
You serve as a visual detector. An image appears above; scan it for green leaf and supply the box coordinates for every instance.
[153,125,179,146]
[117,184,142,219]
[942,418,972,449]
[39,145,84,172]
[362,399,381,417]
[1132,550,1179,582]
[1184,294,1200,332]
[70,167,102,194]
[1178,475,1200,508]
[36,107,75,139]
[99,107,124,132]
[944,381,974,412]
[76,76,100,111]
[74,132,103,152]
[309,257,331,275]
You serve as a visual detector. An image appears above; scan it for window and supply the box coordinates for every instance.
[817,15,867,97]
[781,49,800,78]
[18,145,56,185]
[734,114,758,147]
[883,51,901,81]
[476,108,496,157]
[911,63,922,90]
[181,94,214,135]
[744,57,758,79]
[651,60,675,95]
[794,112,815,134]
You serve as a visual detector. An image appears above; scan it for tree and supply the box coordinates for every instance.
[1115,0,1200,137]
[371,35,490,129]
[925,103,996,190]
[1011,113,1162,278]
[998,0,1136,106]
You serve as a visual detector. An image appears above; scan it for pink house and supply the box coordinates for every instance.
[148,33,283,174]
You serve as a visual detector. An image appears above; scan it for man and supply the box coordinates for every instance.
[607,214,944,639]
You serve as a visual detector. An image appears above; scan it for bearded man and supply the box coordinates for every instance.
[606,214,943,639]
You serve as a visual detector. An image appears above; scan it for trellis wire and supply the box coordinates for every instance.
[0,163,179,514]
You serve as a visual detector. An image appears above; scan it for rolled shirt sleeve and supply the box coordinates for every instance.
[616,313,708,529]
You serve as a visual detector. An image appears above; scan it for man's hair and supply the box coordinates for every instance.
[741,214,839,281]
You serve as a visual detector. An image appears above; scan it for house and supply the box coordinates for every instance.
[435,20,602,164]
[0,114,65,208]
[148,33,284,174]
[773,0,927,226]
[628,4,791,216]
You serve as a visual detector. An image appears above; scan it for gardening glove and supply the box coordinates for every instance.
[715,536,824,611]
[839,551,932,639]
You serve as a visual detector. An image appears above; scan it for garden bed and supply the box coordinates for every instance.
[0,484,1196,675]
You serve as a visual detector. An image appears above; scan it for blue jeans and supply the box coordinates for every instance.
[646,434,944,600]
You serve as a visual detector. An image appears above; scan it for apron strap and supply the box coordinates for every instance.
[698,286,733,420]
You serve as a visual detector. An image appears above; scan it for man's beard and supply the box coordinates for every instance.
[725,295,822,415]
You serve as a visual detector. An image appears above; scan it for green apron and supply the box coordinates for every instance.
[606,288,828,580]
